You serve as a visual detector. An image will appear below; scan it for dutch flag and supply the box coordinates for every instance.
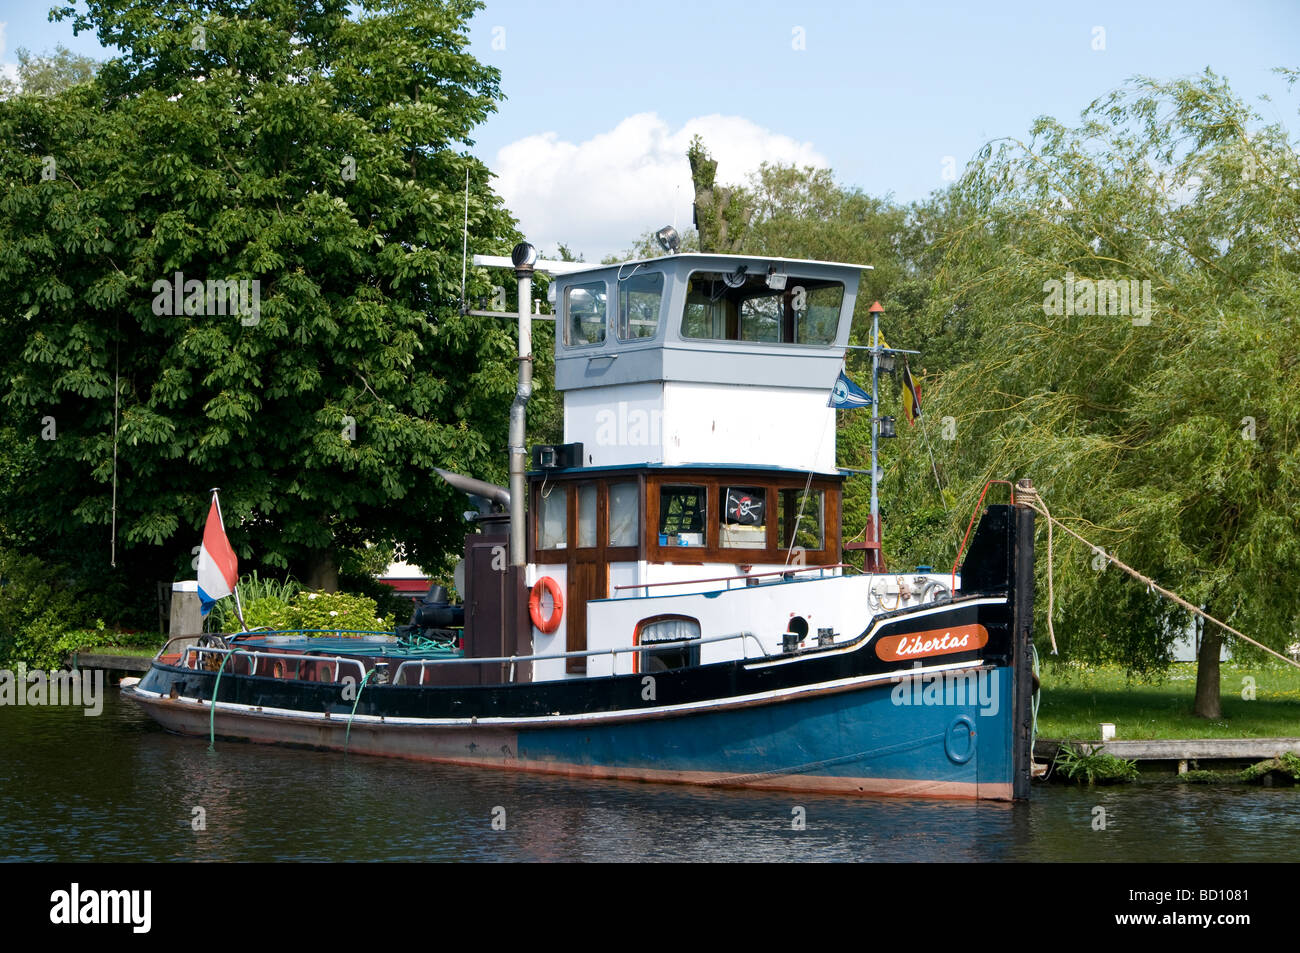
[197,491,239,618]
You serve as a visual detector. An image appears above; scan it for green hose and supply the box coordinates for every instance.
[344,668,375,754]
[208,645,235,751]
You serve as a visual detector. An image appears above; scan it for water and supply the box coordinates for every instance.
[2,688,1295,862]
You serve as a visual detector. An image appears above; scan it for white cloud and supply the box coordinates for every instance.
[491,113,827,261]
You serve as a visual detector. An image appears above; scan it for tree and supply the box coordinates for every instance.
[0,45,100,98]
[0,0,521,620]
[922,70,1300,715]
[687,135,752,254]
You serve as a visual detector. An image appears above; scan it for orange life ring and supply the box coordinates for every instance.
[529,576,564,634]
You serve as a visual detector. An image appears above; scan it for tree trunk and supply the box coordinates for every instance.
[1192,621,1222,718]
[304,552,339,593]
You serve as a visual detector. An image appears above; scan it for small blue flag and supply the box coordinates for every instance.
[828,370,873,408]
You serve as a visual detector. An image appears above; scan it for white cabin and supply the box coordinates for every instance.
[503,253,951,681]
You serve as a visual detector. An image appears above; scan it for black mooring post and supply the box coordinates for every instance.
[1012,480,1037,800]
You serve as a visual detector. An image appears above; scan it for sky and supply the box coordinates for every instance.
[2,0,1297,259]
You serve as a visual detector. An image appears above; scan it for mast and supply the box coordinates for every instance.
[508,242,537,568]
[869,301,881,547]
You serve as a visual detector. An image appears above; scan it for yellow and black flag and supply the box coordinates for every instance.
[902,362,922,426]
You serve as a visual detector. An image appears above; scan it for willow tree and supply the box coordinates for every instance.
[0,0,520,619]
[923,70,1300,716]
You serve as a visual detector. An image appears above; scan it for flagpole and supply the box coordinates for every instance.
[869,302,881,569]
[210,488,248,633]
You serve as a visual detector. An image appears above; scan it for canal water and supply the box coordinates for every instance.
[2,687,1295,863]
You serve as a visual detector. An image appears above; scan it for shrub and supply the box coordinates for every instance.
[208,573,395,634]
[1053,744,1140,784]
[0,548,89,669]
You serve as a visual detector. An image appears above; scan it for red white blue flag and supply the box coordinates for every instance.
[197,492,239,617]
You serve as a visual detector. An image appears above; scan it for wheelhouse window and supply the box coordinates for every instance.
[608,481,640,547]
[538,486,567,550]
[566,281,607,346]
[576,484,597,548]
[658,484,706,546]
[681,271,843,346]
[720,486,767,549]
[618,272,664,340]
[636,616,701,673]
[778,488,824,551]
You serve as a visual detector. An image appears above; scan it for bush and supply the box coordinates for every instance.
[0,548,90,669]
[206,572,301,633]
[1053,744,1140,784]
[208,573,396,634]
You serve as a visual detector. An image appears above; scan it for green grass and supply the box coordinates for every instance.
[1037,661,1300,741]
[80,645,161,658]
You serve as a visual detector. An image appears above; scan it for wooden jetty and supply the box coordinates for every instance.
[1036,737,1300,773]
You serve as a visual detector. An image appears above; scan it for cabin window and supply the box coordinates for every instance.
[576,484,598,548]
[608,481,640,547]
[778,488,824,551]
[636,616,701,672]
[658,484,706,546]
[719,486,767,549]
[794,284,844,345]
[538,486,568,549]
[566,281,607,347]
[618,272,664,340]
[681,271,843,346]
[739,293,781,342]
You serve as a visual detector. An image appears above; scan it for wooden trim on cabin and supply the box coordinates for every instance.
[645,471,841,566]
[529,468,842,568]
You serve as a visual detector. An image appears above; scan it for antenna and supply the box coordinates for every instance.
[460,167,470,313]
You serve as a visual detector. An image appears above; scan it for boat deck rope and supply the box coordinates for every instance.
[1016,486,1300,671]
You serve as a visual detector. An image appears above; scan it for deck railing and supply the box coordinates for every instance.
[158,628,767,687]
[391,630,765,685]
[612,563,858,596]
[181,645,369,684]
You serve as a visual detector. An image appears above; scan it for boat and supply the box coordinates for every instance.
[125,238,1038,800]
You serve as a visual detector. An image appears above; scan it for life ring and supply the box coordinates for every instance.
[529,577,564,634]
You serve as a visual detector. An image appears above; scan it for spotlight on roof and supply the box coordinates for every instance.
[511,241,538,272]
[655,226,680,254]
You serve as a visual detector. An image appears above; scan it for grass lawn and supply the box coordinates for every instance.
[1037,661,1300,741]
[80,644,162,659]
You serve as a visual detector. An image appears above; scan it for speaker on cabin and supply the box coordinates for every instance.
[531,442,584,470]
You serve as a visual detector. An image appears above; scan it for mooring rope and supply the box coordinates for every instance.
[1016,486,1300,671]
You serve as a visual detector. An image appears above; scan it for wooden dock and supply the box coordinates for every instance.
[68,652,153,674]
[1036,737,1300,772]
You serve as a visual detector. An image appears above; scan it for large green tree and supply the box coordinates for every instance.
[0,0,520,620]
[923,70,1300,715]
[682,78,1300,721]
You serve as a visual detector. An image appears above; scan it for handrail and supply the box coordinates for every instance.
[153,629,401,662]
[613,563,859,595]
[391,630,766,685]
[172,630,771,688]
[183,646,368,685]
